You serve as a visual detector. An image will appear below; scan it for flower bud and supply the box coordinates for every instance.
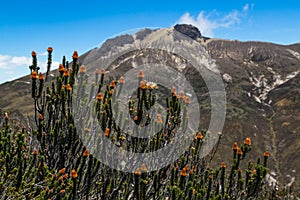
[31,70,38,79]
[83,149,89,157]
[71,169,78,179]
[38,72,44,81]
[66,84,72,91]
[264,151,269,158]
[79,65,86,74]
[135,168,141,176]
[96,93,103,100]
[221,162,226,168]
[137,70,144,78]
[244,137,251,145]
[59,64,65,73]
[119,76,125,84]
[47,47,53,53]
[63,69,69,77]
[31,51,37,57]
[72,51,78,59]
[232,142,238,151]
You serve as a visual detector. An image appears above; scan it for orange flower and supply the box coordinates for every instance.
[196,132,203,140]
[232,142,238,151]
[79,65,86,74]
[109,80,115,89]
[31,70,38,79]
[58,176,63,182]
[140,80,147,90]
[47,47,53,53]
[38,114,43,121]
[141,164,147,172]
[72,51,78,59]
[133,116,138,121]
[137,70,144,78]
[244,137,251,146]
[119,76,125,84]
[109,89,114,95]
[33,149,38,155]
[66,84,72,91]
[71,169,78,179]
[60,189,66,194]
[135,168,141,176]
[104,128,110,137]
[180,168,187,177]
[100,68,105,75]
[171,87,176,96]
[83,149,89,157]
[59,168,66,174]
[146,82,157,90]
[221,162,226,168]
[63,173,69,179]
[96,93,103,100]
[31,51,37,57]
[157,116,163,124]
[178,91,185,99]
[39,72,44,80]
[237,148,243,155]
[63,69,69,77]
[252,169,257,175]
[59,64,65,72]
[264,151,269,158]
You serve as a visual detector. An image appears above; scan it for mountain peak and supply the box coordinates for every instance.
[174,24,202,40]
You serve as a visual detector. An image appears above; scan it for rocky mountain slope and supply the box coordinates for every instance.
[0,24,299,191]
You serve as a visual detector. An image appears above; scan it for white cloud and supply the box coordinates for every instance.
[38,52,49,56]
[0,53,59,83]
[243,4,249,12]
[243,3,254,12]
[176,4,251,37]
[0,54,31,70]
[0,54,59,71]
[11,56,32,66]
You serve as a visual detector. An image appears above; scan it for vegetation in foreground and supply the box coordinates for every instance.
[0,48,296,199]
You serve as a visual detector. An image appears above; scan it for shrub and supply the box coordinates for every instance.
[0,48,292,199]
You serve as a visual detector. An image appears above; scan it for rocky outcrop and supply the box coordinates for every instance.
[174,24,202,40]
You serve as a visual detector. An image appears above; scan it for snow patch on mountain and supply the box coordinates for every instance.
[249,69,300,104]
[286,48,300,60]
[222,73,232,83]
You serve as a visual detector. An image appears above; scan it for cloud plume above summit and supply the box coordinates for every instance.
[176,4,252,37]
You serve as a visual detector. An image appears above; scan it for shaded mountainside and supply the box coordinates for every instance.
[205,39,300,189]
[0,24,299,192]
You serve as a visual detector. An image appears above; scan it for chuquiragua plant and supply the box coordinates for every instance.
[0,48,296,199]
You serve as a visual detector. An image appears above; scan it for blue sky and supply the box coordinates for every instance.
[0,0,299,83]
